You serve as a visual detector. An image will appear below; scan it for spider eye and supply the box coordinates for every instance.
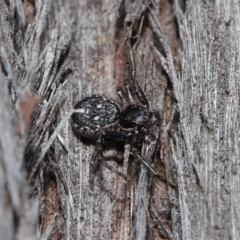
[119,105,148,128]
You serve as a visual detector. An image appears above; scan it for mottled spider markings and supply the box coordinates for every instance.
[72,95,120,139]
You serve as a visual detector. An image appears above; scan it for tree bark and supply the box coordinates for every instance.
[0,0,239,239]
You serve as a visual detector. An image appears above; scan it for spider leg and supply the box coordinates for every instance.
[132,149,167,184]
[128,49,149,107]
[124,25,149,107]
[89,131,131,189]
[105,144,131,217]
[147,110,161,140]
[142,111,161,155]
[123,58,134,104]
[117,86,128,106]
[134,149,177,190]
[90,153,127,190]
[89,139,102,189]
[99,160,127,180]
[131,15,145,51]
[102,130,129,142]
[131,111,166,181]
[134,111,176,189]
[124,55,149,107]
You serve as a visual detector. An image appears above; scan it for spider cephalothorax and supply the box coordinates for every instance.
[119,105,149,128]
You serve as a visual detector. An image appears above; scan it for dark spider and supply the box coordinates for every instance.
[71,37,163,185]
[71,19,173,240]
[71,59,163,185]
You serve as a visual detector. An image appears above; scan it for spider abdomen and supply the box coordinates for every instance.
[71,95,120,138]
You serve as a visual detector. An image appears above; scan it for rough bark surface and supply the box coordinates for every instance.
[0,0,239,240]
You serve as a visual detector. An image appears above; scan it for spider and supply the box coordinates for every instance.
[71,19,174,240]
[71,47,163,185]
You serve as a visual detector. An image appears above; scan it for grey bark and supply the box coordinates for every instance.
[0,0,239,239]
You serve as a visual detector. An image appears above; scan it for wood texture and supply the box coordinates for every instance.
[0,0,239,239]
